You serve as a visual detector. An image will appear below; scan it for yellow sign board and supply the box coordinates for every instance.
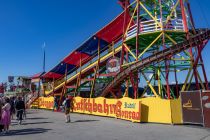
[31,96,183,124]
[38,97,54,110]
[73,97,141,122]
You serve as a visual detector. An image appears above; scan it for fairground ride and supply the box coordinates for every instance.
[29,0,210,106]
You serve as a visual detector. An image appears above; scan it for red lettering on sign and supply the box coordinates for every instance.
[104,99,109,115]
[73,99,141,122]
[93,99,97,112]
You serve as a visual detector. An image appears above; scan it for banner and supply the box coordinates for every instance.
[201,91,210,128]
[31,96,183,124]
[38,97,54,110]
[180,91,203,125]
[73,97,141,122]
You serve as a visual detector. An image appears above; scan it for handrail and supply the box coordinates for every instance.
[45,45,123,96]
[127,18,184,40]
[25,92,39,108]
[45,34,123,92]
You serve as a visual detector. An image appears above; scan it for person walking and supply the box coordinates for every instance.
[1,97,11,133]
[63,96,71,123]
[10,96,16,120]
[15,96,25,125]
[53,96,58,112]
[0,98,4,132]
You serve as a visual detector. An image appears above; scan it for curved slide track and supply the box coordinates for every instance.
[101,29,210,97]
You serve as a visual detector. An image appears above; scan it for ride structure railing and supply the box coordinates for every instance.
[127,18,184,40]
[25,91,39,108]
[101,29,210,97]
[44,40,123,96]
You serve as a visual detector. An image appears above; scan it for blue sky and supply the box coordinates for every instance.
[0,0,210,83]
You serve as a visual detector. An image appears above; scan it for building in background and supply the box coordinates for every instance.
[4,76,32,97]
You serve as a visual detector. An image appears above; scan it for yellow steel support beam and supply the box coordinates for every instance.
[90,39,101,98]
[171,58,190,61]
[186,73,193,91]
[196,70,205,89]
[164,33,177,45]
[141,74,154,97]
[139,2,163,29]
[124,5,138,38]
[138,32,163,59]
[165,1,180,25]
[124,43,137,60]
[158,68,161,96]
[112,41,115,57]
[75,58,82,96]
[164,32,190,59]
[142,72,160,98]
[90,68,97,98]
[122,61,136,67]
[181,66,193,91]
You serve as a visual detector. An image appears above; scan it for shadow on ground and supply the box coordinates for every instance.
[200,134,210,140]
[181,124,208,130]
[12,121,53,126]
[72,120,99,123]
[25,111,39,114]
[1,128,51,136]
[26,117,48,120]
[22,121,53,125]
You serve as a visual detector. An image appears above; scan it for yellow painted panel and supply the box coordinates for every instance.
[31,97,54,110]
[73,97,141,122]
[139,98,172,124]
[32,96,183,124]
[170,98,183,124]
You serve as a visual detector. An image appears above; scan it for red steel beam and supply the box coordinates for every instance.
[101,29,210,97]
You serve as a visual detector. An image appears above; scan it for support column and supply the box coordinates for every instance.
[90,39,100,98]
[180,0,188,32]
[198,45,209,90]
[134,0,140,99]
[173,60,179,98]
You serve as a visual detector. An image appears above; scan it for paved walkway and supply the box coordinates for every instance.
[0,109,210,140]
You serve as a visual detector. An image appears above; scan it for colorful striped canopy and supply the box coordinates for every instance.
[42,10,132,79]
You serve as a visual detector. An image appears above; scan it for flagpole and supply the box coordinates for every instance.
[43,42,46,73]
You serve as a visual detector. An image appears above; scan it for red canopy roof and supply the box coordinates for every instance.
[63,51,90,66]
[96,10,132,43]
[43,10,133,79]
[42,72,63,79]
[31,72,44,79]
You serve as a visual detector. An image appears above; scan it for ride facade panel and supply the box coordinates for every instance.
[31,0,210,124]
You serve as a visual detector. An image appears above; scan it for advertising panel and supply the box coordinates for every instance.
[38,97,54,110]
[106,57,120,73]
[33,97,141,122]
[201,91,210,128]
[180,91,203,125]
[73,97,141,122]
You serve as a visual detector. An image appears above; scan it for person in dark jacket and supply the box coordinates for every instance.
[15,96,25,125]
[53,96,58,112]
[10,96,16,120]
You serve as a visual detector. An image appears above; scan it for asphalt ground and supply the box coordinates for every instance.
[0,109,210,140]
